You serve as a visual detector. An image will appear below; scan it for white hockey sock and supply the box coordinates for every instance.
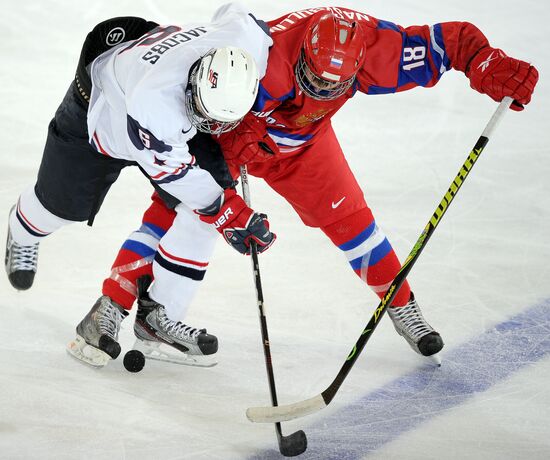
[151,262,204,321]
[9,186,74,245]
[149,206,218,321]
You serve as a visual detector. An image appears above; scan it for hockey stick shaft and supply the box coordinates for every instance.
[240,166,307,455]
[240,166,279,407]
[247,97,513,423]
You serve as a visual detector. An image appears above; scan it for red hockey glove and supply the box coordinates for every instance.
[217,113,279,165]
[195,189,276,255]
[467,47,538,111]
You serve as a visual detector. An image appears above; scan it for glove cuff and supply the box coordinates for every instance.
[195,189,249,228]
[466,47,507,93]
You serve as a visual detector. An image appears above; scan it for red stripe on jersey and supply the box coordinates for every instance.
[150,164,188,180]
[150,170,168,179]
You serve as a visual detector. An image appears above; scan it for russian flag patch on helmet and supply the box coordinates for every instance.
[330,56,344,68]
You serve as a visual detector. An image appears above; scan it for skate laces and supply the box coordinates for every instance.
[158,308,201,340]
[97,299,126,339]
[390,298,433,341]
[9,240,39,272]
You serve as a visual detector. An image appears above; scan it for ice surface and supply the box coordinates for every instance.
[1,1,549,459]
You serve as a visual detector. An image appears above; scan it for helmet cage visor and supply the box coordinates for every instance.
[185,57,243,135]
[295,50,355,100]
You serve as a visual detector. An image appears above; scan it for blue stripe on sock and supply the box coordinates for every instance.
[121,240,156,258]
[368,238,393,266]
[338,222,376,251]
[349,256,364,271]
[348,238,392,270]
[141,222,167,239]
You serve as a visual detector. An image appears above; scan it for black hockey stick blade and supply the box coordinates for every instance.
[277,426,307,457]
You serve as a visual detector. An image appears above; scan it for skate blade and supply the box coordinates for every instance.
[133,339,217,368]
[66,335,111,368]
[428,353,442,366]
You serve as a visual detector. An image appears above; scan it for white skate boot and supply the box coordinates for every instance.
[388,293,444,364]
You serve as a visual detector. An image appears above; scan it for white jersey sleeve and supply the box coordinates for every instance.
[87,2,272,210]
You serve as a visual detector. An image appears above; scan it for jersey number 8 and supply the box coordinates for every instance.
[403,46,426,71]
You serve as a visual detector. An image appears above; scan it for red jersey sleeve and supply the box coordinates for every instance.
[357,19,489,94]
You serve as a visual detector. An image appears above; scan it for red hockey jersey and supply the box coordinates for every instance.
[253,6,489,153]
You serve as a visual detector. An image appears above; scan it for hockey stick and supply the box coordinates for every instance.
[240,166,308,456]
[247,97,513,424]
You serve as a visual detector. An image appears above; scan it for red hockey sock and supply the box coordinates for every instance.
[321,207,411,307]
[102,193,176,309]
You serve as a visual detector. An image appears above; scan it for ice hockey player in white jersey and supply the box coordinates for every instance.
[4,3,275,367]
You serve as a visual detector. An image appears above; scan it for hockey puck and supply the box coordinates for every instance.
[123,350,145,373]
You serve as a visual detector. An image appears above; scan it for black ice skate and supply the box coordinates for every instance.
[5,207,39,291]
[388,293,444,364]
[133,276,218,367]
[67,296,128,367]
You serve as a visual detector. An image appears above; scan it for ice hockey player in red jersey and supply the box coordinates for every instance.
[216,7,538,360]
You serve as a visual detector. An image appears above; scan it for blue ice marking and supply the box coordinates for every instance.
[248,299,550,459]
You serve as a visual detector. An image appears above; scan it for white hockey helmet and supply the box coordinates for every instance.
[185,46,259,135]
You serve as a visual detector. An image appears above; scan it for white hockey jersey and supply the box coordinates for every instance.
[87,3,272,210]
